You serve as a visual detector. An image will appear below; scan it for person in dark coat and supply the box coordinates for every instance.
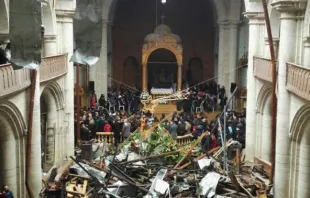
[112,117,121,148]
[80,123,91,141]
[98,94,106,107]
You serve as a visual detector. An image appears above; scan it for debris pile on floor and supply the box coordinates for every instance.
[41,125,273,198]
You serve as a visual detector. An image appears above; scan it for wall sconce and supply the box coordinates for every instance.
[162,0,166,4]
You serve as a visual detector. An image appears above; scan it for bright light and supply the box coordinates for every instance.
[161,0,166,4]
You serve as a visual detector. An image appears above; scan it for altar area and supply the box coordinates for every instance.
[140,22,183,116]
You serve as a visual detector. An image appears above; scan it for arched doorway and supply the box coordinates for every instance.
[40,82,64,172]
[123,56,139,87]
[0,102,26,198]
[148,49,177,89]
[289,105,310,198]
[256,85,272,162]
[188,57,203,85]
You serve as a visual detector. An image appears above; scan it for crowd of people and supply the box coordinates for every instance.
[75,83,246,153]
[181,80,228,112]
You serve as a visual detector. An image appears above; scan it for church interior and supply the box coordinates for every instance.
[2,0,310,197]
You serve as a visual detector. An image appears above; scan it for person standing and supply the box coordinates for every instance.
[3,186,13,198]
[122,119,131,140]
[112,117,121,148]
[169,121,178,140]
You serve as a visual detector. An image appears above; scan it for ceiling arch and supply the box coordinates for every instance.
[106,0,228,25]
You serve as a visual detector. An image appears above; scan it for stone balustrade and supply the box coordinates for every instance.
[286,63,310,102]
[96,132,122,143]
[40,54,68,82]
[96,132,193,146]
[253,56,273,83]
[176,134,193,145]
[0,54,68,98]
[0,64,31,98]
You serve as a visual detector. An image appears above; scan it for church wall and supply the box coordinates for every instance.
[112,0,215,88]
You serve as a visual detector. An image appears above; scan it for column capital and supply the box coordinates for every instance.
[218,20,242,28]
[56,10,75,23]
[243,12,265,20]
[264,37,280,43]
[243,12,265,25]
[44,35,57,43]
[303,37,310,47]
[271,1,306,12]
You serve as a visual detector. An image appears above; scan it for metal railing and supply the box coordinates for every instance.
[286,62,310,102]
[253,56,273,83]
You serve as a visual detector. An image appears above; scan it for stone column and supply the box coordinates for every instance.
[43,35,57,57]
[177,64,182,91]
[56,9,75,158]
[228,22,239,87]
[142,64,147,92]
[29,70,42,197]
[303,37,310,66]
[96,21,108,97]
[217,21,239,98]
[217,22,227,87]
[272,2,302,197]
[244,12,265,161]
[263,37,279,59]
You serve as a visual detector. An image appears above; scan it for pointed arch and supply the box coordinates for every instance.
[0,100,26,198]
[289,104,310,198]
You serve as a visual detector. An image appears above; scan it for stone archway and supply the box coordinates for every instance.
[289,104,310,198]
[255,85,272,162]
[148,48,178,89]
[0,101,26,198]
[40,81,64,172]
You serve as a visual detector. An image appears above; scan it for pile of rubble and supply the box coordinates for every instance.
[41,125,273,198]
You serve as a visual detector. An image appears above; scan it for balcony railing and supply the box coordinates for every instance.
[0,64,31,97]
[40,54,68,82]
[0,54,68,98]
[253,56,273,83]
[286,63,310,102]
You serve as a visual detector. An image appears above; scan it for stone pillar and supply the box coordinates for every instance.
[303,37,310,67]
[43,35,57,57]
[244,12,265,161]
[29,70,42,197]
[263,37,279,59]
[228,22,239,87]
[56,9,75,158]
[95,21,108,97]
[142,64,147,92]
[272,2,302,197]
[177,64,182,91]
[217,22,227,87]
[218,21,239,98]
